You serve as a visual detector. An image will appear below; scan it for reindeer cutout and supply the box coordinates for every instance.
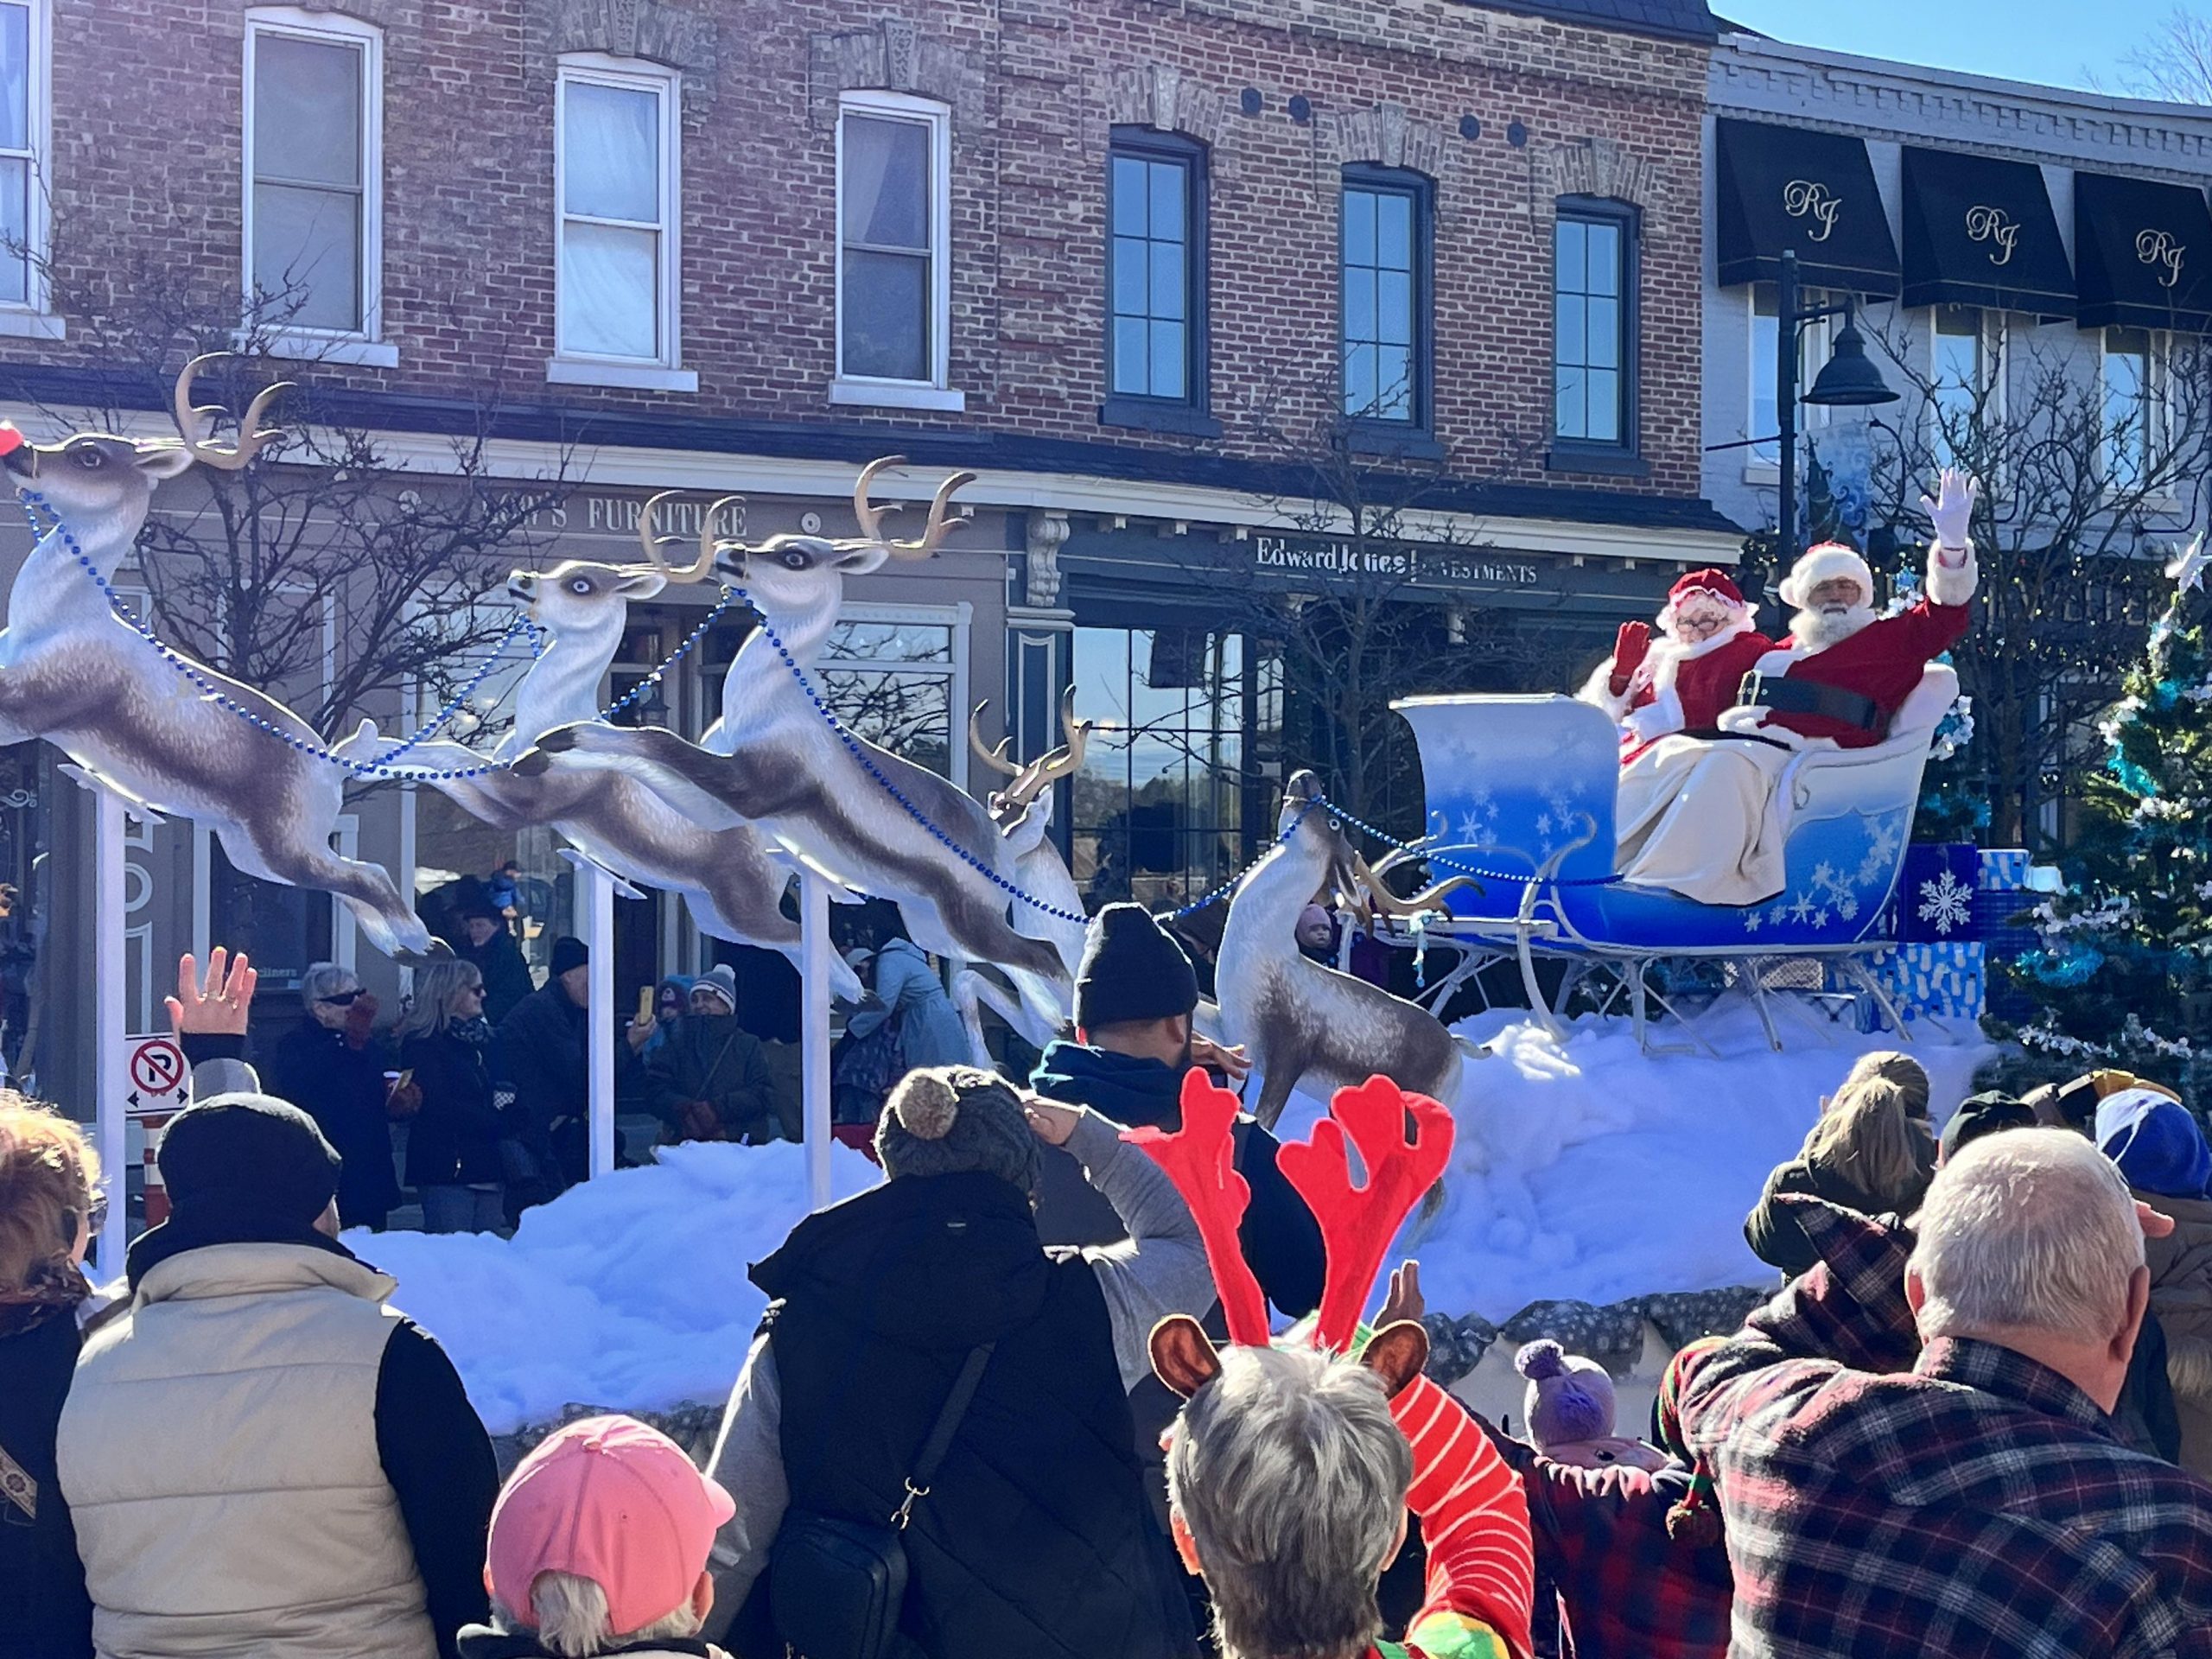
[359,499,861,1001]
[1218,769,1482,1128]
[0,356,437,959]
[1132,1068,1453,1391]
[953,690,1092,1058]
[530,458,1078,1037]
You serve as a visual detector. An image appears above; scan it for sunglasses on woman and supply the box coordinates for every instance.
[315,988,366,1007]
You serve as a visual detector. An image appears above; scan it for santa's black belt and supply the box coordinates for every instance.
[1736,671,1889,737]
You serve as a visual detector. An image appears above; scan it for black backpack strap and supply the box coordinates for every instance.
[893,1342,995,1529]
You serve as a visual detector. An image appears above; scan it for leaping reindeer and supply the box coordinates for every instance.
[953,690,1092,1058]
[528,460,1077,1038]
[355,499,860,1000]
[0,356,437,959]
[1218,769,1483,1128]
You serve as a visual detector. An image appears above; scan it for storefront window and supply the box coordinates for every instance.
[702,612,958,779]
[1068,626,1277,912]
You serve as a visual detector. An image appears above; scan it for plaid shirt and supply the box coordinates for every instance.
[1478,1421,1732,1659]
[1680,1195,2212,1659]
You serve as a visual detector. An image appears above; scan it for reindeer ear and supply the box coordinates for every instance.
[616,570,668,599]
[135,444,197,480]
[1150,1314,1224,1399]
[1360,1320,1430,1400]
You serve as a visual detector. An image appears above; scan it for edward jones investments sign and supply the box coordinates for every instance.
[1251,533,1551,594]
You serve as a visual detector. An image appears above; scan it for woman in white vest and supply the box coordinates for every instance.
[57,1091,499,1659]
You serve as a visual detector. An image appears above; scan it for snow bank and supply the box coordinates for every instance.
[353,1141,881,1433]
[1275,997,1993,1324]
[364,1001,1992,1432]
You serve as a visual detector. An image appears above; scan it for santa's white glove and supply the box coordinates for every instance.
[1621,703,1679,745]
[1921,468,1979,554]
[1717,703,1769,737]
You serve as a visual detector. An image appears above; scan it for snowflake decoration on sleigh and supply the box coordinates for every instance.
[1916,868,1974,937]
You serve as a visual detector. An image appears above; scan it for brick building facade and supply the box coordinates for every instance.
[0,0,1738,1103]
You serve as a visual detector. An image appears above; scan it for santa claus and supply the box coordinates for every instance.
[1611,470,1979,906]
[1579,569,1772,761]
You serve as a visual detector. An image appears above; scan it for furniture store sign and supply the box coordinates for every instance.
[1251,533,1551,594]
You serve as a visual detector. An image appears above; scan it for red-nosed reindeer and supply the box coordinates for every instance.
[0,356,438,959]
[527,459,1077,1037]
[367,499,862,1001]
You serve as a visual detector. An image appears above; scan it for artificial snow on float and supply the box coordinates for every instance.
[359,997,1992,1433]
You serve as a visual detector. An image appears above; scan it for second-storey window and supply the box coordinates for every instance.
[0,0,46,310]
[245,11,379,336]
[1340,169,1430,426]
[2103,327,2169,492]
[1108,131,1204,406]
[837,92,950,386]
[1930,307,2002,472]
[1553,200,1636,449]
[556,59,679,365]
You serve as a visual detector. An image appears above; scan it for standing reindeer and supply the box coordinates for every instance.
[953,690,1091,1058]
[528,459,1078,1039]
[355,499,860,1000]
[1217,769,1482,1128]
[0,356,437,959]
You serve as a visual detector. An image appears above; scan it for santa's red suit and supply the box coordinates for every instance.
[1723,540,1974,749]
[1580,569,1773,762]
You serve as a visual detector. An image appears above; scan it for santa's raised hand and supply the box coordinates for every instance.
[1920,468,1980,552]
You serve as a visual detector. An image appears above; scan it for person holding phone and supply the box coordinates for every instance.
[261,963,411,1232]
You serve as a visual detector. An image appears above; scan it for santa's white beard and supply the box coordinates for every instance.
[1790,603,1875,651]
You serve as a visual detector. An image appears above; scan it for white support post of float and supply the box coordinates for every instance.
[800,868,833,1212]
[559,849,645,1179]
[62,766,150,1284]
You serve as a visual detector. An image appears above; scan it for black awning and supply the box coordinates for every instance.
[1899,147,2074,315]
[2075,170,2212,332]
[1714,118,1899,297]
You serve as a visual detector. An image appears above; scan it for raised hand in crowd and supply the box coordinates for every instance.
[164,946,256,1039]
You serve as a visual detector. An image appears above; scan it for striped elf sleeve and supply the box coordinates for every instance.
[1390,1373,1535,1659]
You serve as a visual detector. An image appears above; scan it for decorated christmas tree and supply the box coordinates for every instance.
[1995,559,2212,1099]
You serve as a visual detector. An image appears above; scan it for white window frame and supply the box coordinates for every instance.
[1927,306,2006,472]
[2101,326,2174,499]
[1745,283,1829,483]
[549,52,694,392]
[831,90,962,412]
[241,8,392,366]
[0,0,59,337]
[823,601,970,787]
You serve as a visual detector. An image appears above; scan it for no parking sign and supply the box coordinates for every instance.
[120,1034,190,1228]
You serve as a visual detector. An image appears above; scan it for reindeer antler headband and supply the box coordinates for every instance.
[1128,1070,1453,1393]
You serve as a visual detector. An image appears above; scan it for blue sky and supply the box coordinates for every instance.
[1716,0,2183,92]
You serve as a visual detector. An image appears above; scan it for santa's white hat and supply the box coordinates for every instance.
[1778,542,1874,609]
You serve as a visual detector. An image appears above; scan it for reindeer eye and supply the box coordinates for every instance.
[568,577,592,595]
[780,550,810,570]
[76,448,103,468]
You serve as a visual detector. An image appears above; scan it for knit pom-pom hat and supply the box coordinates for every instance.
[875,1065,1041,1202]
[1516,1338,1617,1451]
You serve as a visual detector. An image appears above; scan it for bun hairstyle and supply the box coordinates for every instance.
[0,1092,99,1300]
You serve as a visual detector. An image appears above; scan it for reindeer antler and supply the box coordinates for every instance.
[996,688,1093,812]
[1351,852,1481,921]
[968,702,1023,778]
[1277,1076,1455,1354]
[1125,1069,1272,1347]
[632,492,738,582]
[172,353,289,471]
[852,454,976,562]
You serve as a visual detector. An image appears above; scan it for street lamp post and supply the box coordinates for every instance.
[1775,247,1900,561]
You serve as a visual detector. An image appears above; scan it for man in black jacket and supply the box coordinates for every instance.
[498,936,592,1205]
[1032,903,1325,1322]
[261,963,408,1231]
[446,881,536,1027]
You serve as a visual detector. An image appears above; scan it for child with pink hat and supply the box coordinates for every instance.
[467,1415,736,1659]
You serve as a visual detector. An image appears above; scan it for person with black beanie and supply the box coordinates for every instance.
[1033,903,1325,1320]
[54,1092,499,1659]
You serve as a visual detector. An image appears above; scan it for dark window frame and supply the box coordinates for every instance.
[1548,194,1643,473]
[1338,163,1435,441]
[1101,126,1217,436]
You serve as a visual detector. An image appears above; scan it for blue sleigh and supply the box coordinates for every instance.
[1379,665,1959,1051]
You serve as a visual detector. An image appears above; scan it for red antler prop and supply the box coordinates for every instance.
[1125,1069,1273,1348]
[1278,1075,1455,1355]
